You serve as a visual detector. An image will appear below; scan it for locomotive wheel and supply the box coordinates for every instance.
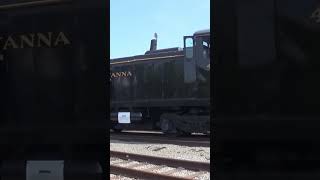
[159,114,176,134]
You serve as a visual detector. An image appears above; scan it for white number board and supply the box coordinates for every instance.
[118,112,131,124]
[26,161,64,180]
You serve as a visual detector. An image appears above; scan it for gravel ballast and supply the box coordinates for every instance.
[110,139,210,162]
[110,139,210,179]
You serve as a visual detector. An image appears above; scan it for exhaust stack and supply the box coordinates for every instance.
[149,32,157,51]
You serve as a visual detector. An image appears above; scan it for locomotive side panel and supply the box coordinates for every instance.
[1,10,74,127]
[215,0,320,139]
[110,48,210,133]
[163,58,185,99]
[111,54,188,107]
[0,0,107,162]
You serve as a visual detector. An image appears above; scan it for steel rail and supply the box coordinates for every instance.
[111,135,210,147]
[110,150,210,171]
[110,132,210,147]
[110,164,193,180]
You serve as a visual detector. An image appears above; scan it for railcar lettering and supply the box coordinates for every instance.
[37,32,52,47]
[54,32,71,46]
[0,31,71,50]
[3,36,18,49]
[110,71,132,79]
[20,34,35,48]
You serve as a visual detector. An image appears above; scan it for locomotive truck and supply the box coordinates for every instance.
[0,0,107,179]
[110,29,210,135]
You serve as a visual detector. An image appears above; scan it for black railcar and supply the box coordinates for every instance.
[110,30,210,134]
[214,0,320,176]
[0,0,107,179]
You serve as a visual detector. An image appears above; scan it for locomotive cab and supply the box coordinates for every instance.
[184,30,210,83]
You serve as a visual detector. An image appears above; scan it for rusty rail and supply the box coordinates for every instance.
[110,150,210,171]
[110,132,210,147]
[111,164,193,180]
[110,150,210,179]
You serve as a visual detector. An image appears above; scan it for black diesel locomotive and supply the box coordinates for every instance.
[214,0,320,176]
[110,30,210,134]
[0,0,107,179]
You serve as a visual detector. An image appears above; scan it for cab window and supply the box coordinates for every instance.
[201,36,210,59]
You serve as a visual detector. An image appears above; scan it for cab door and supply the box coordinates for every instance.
[183,36,197,98]
[194,34,210,99]
[183,36,196,83]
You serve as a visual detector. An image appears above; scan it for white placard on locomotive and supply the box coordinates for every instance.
[118,112,131,124]
[26,161,64,180]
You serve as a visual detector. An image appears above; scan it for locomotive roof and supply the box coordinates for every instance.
[110,48,183,65]
[144,47,182,55]
[110,29,210,65]
[194,29,210,36]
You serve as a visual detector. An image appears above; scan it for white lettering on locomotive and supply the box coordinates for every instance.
[0,32,71,50]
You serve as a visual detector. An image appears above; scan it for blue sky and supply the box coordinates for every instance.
[110,0,210,59]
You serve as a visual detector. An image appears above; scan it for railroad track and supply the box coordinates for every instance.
[110,131,210,147]
[110,150,210,180]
